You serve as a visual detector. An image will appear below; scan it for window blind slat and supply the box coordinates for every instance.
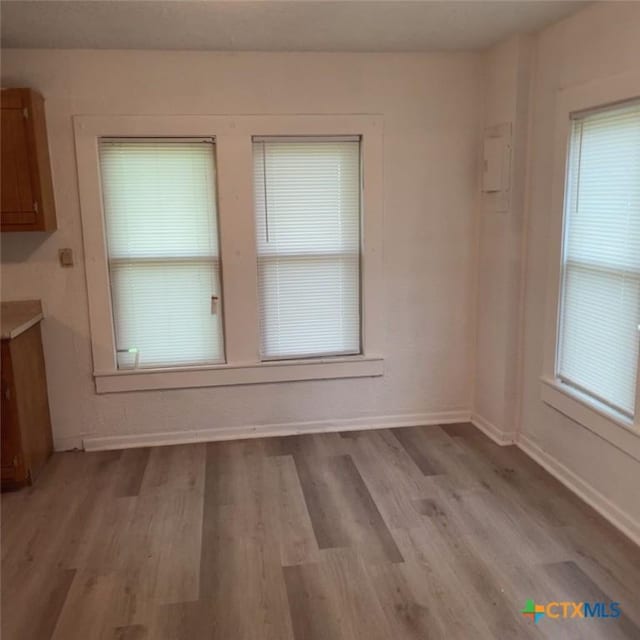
[558,102,640,417]
[100,140,224,368]
[254,140,361,359]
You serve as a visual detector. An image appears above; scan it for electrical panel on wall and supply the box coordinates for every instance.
[482,123,512,213]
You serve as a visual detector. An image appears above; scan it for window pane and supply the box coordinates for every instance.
[100,140,223,368]
[110,261,223,368]
[258,255,360,358]
[254,139,361,359]
[560,264,639,414]
[558,102,640,416]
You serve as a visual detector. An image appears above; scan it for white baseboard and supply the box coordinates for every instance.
[470,413,517,445]
[81,409,472,452]
[54,435,84,451]
[518,433,640,548]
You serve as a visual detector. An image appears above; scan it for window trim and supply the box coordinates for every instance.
[74,114,384,392]
[541,70,640,449]
[540,377,640,463]
[94,356,384,393]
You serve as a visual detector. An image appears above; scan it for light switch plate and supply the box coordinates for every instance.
[59,248,74,267]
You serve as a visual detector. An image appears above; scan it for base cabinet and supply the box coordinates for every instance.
[1,323,53,489]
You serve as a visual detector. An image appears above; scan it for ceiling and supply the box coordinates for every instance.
[1,1,589,52]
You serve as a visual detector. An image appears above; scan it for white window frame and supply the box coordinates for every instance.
[542,71,640,462]
[74,114,384,393]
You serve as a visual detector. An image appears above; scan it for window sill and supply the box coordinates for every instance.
[94,356,384,394]
[539,376,640,463]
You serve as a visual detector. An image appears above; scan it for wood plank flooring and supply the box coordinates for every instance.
[2,423,639,639]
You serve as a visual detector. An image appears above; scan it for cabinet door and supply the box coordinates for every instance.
[1,88,57,232]
[0,104,37,226]
[1,341,26,488]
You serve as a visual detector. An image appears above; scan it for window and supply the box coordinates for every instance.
[557,101,640,418]
[75,114,383,392]
[99,139,224,368]
[253,138,361,359]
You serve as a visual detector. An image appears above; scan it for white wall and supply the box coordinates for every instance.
[474,34,533,440]
[518,2,640,535]
[0,50,482,449]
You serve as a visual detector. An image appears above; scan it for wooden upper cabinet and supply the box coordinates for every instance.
[1,88,57,232]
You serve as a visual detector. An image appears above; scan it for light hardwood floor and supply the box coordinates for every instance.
[2,423,639,639]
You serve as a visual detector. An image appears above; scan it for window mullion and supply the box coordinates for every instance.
[215,133,260,365]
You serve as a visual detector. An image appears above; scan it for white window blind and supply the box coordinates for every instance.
[253,138,361,360]
[99,139,224,369]
[558,101,640,417]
